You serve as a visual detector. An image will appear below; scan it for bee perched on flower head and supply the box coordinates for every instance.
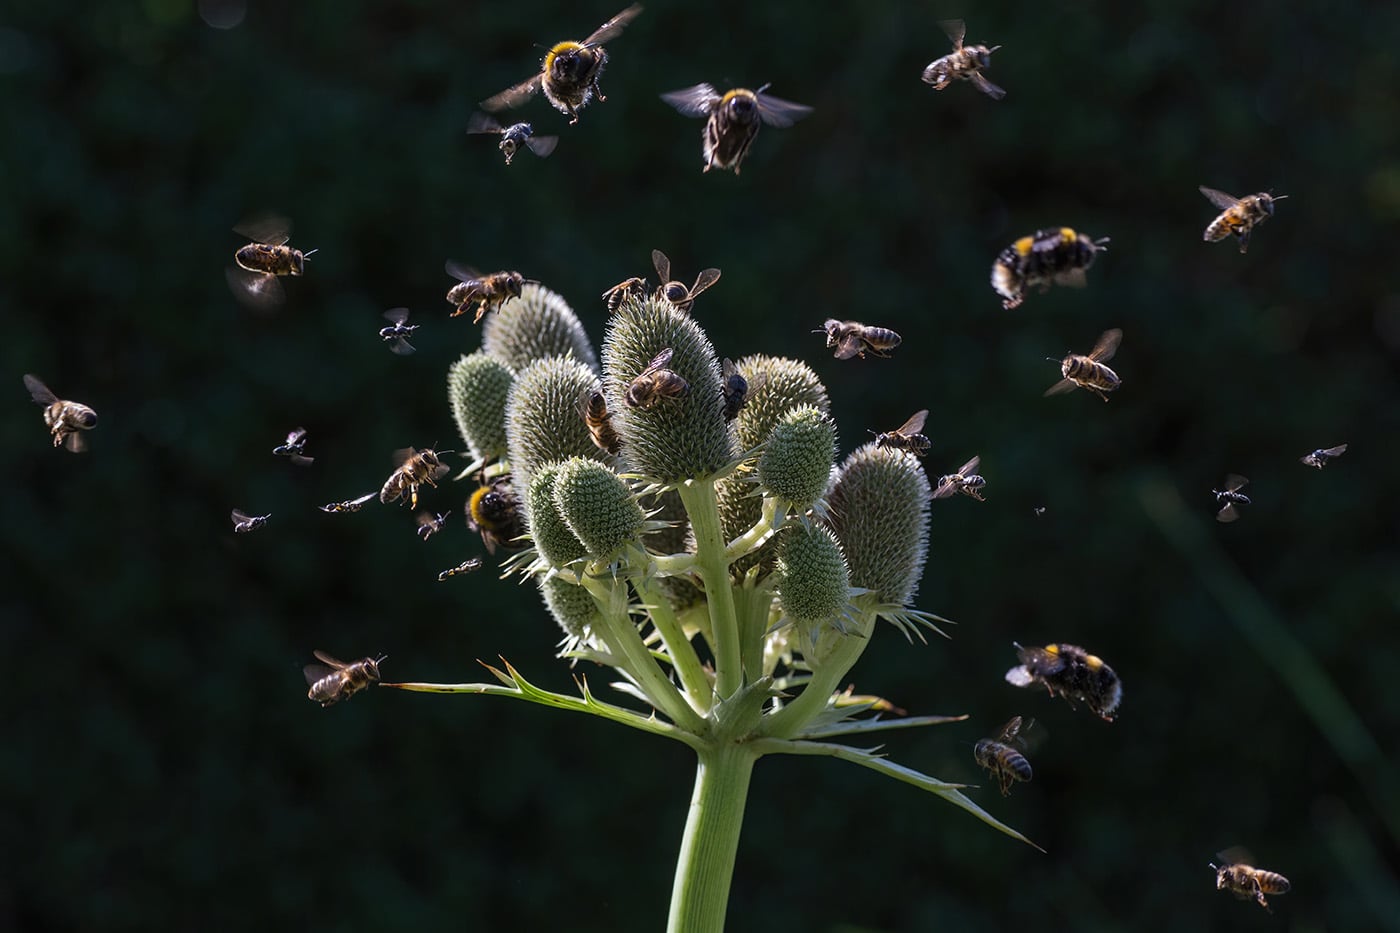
[624,348,689,409]
[1200,187,1286,254]
[652,249,721,313]
[466,112,558,165]
[660,82,813,175]
[992,227,1109,310]
[467,472,525,554]
[922,19,1005,100]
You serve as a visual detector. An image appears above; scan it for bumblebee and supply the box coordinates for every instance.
[721,358,764,421]
[652,249,721,313]
[922,19,1005,100]
[870,409,931,456]
[624,347,689,409]
[467,472,525,554]
[318,493,376,514]
[380,447,451,509]
[991,227,1109,310]
[1005,642,1122,721]
[445,263,528,324]
[660,82,813,175]
[817,319,902,360]
[1200,187,1287,254]
[933,455,986,501]
[480,4,644,124]
[1211,850,1291,913]
[416,510,450,541]
[1300,444,1347,469]
[272,427,313,466]
[304,650,384,708]
[378,307,418,356]
[579,388,622,454]
[231,509,270,534]
[227,216,317,310]
[602,276,649,313]
[23,374,97,452]
[1045,328,1122,402]
[439,558,484,581]
[466,111,558,164]
[1213,474,1251,523]
[974,716,1033,796]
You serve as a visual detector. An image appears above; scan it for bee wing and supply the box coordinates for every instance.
[1088,328,1122,363]
[996,715,1024,743]
[754,92,814,128]
[1216,502,1240,523]
[833,334,866,360]
[415,511,437,529]
[721,358,738,380]
[1051,266,1089,288]
[284,426,307,446]
[938,18,967,47]
[1320,444,1348,457]
[431,461,452,481]
[582,3,644,47]
[524,134,559,157]
[289,454,315,467]
[747,371,769,396]
[1225,474,1250,493]
[465,111,503,135]
[651,249,672,284]
[480,73,543,113]
[231,509,252,524]
[931,475,959,499]
[640,347,675,376]
[660,83,722,118]
[388,337,416,356]
[225,265,286,311]
[351,492,376,508]
[1043,377,1077,397]
[967,73,1007,101]
[444,259,483,284]
[1215,846,1257,866]
[391,447,417,468]
[232,214,292,246]
[23,374,58,405]
[383,307,411,325]
[303,663,336,685]
[897,409,929,436]
[956,455,981,476]
[312,649,351,669]
[65,432,87,453]
[689,267,722,297]
[1199,186,1242,211]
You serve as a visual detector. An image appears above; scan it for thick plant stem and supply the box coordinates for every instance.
[677,481,743,698]
[762,612,876,739]
[667,743,758,933]
[634,574,713,713]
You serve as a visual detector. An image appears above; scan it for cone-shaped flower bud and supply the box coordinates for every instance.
[540,575,600,644]
[602,298,732,483]
[757,406,836,511]
[776,524,851,628]
[448,351,513,463]
[482,283,598,373]
[827,443,931,608]
[553,457,645,560]
[526,464,588,569]
[505,357,606,495]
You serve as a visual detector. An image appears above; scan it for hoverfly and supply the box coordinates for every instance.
[466,111,559,165]
[933,455,986,501]
[304,650,384,708]
[651,249,721,313]
[1045,328,1122,401]
[272,427,313,466]
[870,409,931,456]
[379,307,418,355]
[624,348,689,409]
[817,319,902,360]
[921,19,1004,100]
[231,509,270,534]
[416,510,450,541]
[1213,474,1251,523]
[1300,444,1347,469]
[1200,187,1287,254]
[660,82,812,175]
[445,262,528,324]
[227,216,316,310]
[318,493,376,514]
[23,374,97,452]
[380,447,451,509]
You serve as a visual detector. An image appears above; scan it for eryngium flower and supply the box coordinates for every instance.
[776,523,851,628]
[826,443,931,608]
[448,351,513,463]
[505,357,606,494]
[526,464,588,569]
[482,283,599,373]
[552,457,645,559]
[540,576,601,644]
[757,406,836,512]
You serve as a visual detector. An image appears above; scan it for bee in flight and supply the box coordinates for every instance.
[439,558,484,581]
[230,509,270,534]
[480,4,644,125]
[933,455,986,501]
[416,510,450,541]
[304,650,384,708]
[602,276,649,314]
[921,19,1005,100]
[1045,328,1122,402]
[870,409,931,456]
[579,388,622,455]
[624,347,689,409]
[468,472,525,554]
[1200,187,1287,254]
[992,227,1109,310]
[23,374,97,452]
[974,716,1034,796]
[226,216,317,310]
[272,427,313,466]
[1033,506,1047,517]
[817,319,902,360]
[651,249,721,313]
[1005,642,1122,721]
[721,358,764,421]
[1213,474,1251,523]
[445,263,529,324]
[466,111,559,164]
[1300,444,1347,469]
[1211,850,1291,913]
[318,493,376,514]
[380,447,451,509]
[378,307,418,355]
[660,82,813,175]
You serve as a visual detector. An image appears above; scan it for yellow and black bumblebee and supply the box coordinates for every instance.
[1200,187,1286,254]
[660,83,813,175]
[1004,642,1122,721]
[467,472,525,554]
[991,227,1109,310]
[974,716,1033,796]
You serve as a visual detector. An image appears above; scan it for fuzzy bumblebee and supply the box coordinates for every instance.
[1005,643,1121,721]
[991,227,1109,310]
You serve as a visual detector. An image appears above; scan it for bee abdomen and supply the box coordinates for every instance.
[1255,871,1291,894]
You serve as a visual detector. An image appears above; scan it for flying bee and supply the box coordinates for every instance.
[480,4,644,124]
[230,509,270,533]
[1045,328,1123,402]
[579,388,622,454]
[602,276,649,313]
[378,307,418,355]
[304,650,384,708]
[466,111,559,165]
[1213,474,1251,523]
[1033,506,1047,517]
[445,262,530,324]
[318,492,376,513]
[1005,642,1122,721]
[467,472,525,554]
[817,319,902,360]
[992,227,1109,309]
[1300,444,1347,469]
[721,358,765,421]
[380,446,451,509]
[921,19,1005,100]
[660,82,813,175]
[624,347,689,409]
[1211,850,1291,913]
[227,216,317,310]
[870,409,931,456]
[651,249,721,313]
[271,426,313,466]
[1200,187,1287,254]
[439,558,484,581]
[933,455,986,501]
[416,510,450,541]
[974,716,1034,796]
[23,374,97,452]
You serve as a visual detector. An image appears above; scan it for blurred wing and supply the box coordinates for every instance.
[65,432,87,453]
[996,716,1024,743]
[465,111,503,135]
[833,334,865,360]
[1089,328,1122,363]
[1216,503,1239,523]
[755,92,814,128]
[388,338,416,356]
[969,73,1006,100]
[1051,266,1088,288]
[1216,846,1257,866]
[651,249,672,282]
[285,427,308,445]
[23,374,57,405]
[690,267,722,296]
[431,461,452,481]
[391,447,416,468]
[1225,474,1250,492]
[583,3,644,46]
[938,19,966,47]
[444,259,482,283]
[313,650,349,669]
[289,454,314,467]
[231,509,251,524]
[898,409,929,435]
[1044,377,1077,397]
[660,84,722,118]
[721,358,738,379]
[525,135,559,157]
[383,307,411,325]
[641,347,674,375]
[303,663,334,685]
[1320,444,1348,457]
[931,477,958,499]
[1199,186,1241,211]
[232,214,292,246]
[480,74,542,113]
[957,455,981,475]
[351,493,376,508]
[225,265,286,312]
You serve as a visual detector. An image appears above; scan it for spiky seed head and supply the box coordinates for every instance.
[827,443,931,608]
[552,457,645,559]
[448,351,514,463]
[776,523,851,628]
[505,356,607,495]
[758,406,837,510]
[539,575,600,643]
[525,464,588,568]
[482,282,599,373]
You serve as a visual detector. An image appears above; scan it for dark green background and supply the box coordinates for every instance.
[5,1,1398,930]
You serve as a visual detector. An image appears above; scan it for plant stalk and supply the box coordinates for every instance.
[677,480,743,698]
[667,743,758,933]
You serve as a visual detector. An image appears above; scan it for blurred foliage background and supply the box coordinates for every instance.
[4,0,1398,930]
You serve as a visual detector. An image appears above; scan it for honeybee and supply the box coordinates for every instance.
[318,492,376,513]
[817,319,902,360]
[271,427,313,466]
[870,409,931,456]
[416,510,450,541]
[1213,474,1251,523]
[1005,642,1122,721]
[652,249,721,313]
[380,447,451,509]
[304,650,384,708]
[721,358,764,421]
[230,509,270,533]
[1211,850,1291,913]
[579,388,622,454]
[1300,444,1347,469]
[379,307,418,356]
[921,19,1005,100]
[1045,328,1122,402]
[480,4,644,124]
[991,227,1109,310]
[1200,187,1287,254]
[466,111,559,164]
[624,347,689,409]
[23,374,97,452]
[660,82,813,175]
[227,216,317,310]
[445,263,528,323]
[933,455,986,501]
[439,558,485,581]
[974,716,1033,796]
[602,276,649,313]
[467,472,525,554]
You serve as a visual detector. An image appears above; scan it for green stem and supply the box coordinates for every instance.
[634,574,713,713]
[732,583,772,685]
[677,481,743,698]
[722,497,780,563]
[761,611,877,739]
[667,743,758,933]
